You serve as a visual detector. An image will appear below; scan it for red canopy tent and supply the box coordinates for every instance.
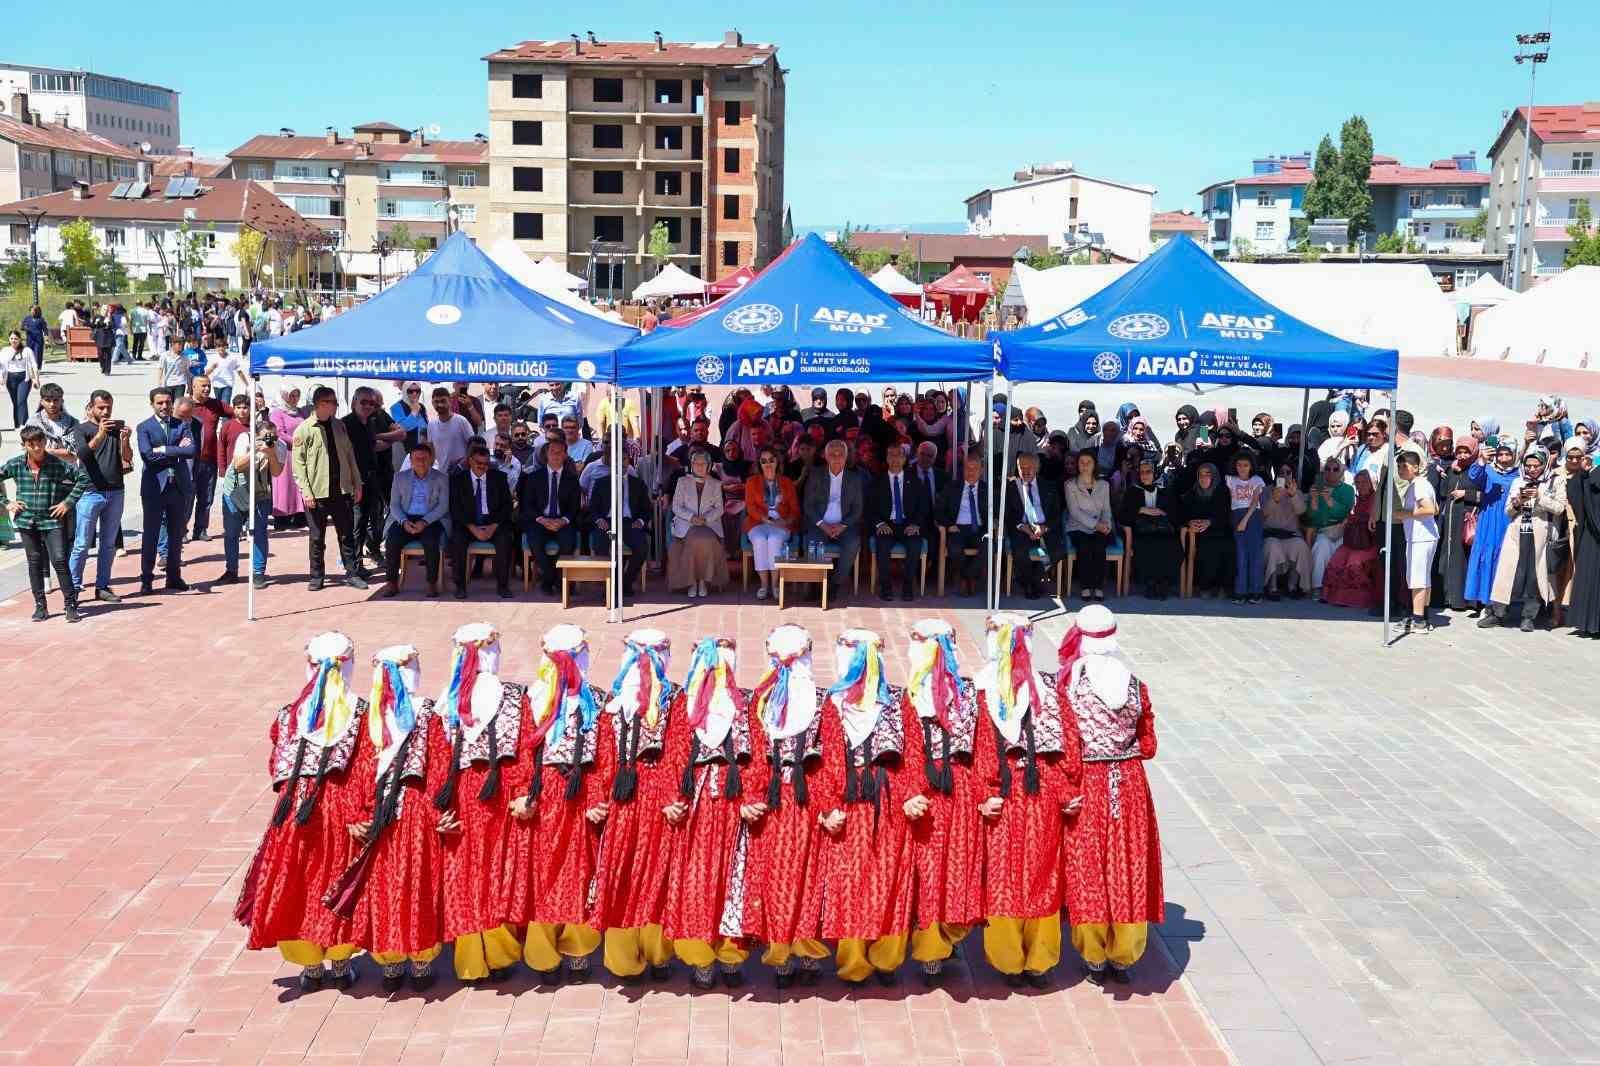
[706,265,756,298]
[925,264,993,322]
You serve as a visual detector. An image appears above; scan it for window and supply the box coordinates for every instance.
[1575,151,1595,172]
[456,204,477,222]
[722,240,739,266]
[722,194,739,220]
[1254,221,1274,240]
[512,121,543,146]
[592,78,624,103]
[593,124,623,149]
[1443,222,1460,240]
[513,212,543,240]
[654,125,682,151]
[654,170,681,196]
[1422,190,1436,206]
[1408,191,1423,209]
[723,101,741,125]
[594,216,625,243]
[289,164,311,179]
[454,171,477,188]
[512,73,543,99]
[655,79,682,104]
[421,167,441,184]
[145,229,165,248]
[1446,190,1467,206]
[1569,198,1584,219]
[512,166,543,192]
[656,217,681,243]
[104,228,126,247]
[247,163,268,180]
[9,224,28,245]
[593,170,624,195]
[380,199,396,217]
[723,147,739,174]
[199,233,216,250]
[1256,190,1274,207]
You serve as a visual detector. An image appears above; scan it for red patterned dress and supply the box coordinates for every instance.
[592,685,687,930]
[531,691,618,926]
[741,716,838,946]
[1059,670,1163,928]
[906,679,986,928]
[494,692,556,930]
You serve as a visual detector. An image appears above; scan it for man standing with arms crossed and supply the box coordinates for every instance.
[292,386,368,592]
[137,387,195,595]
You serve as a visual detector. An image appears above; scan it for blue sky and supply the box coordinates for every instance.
[28,0,1596,227]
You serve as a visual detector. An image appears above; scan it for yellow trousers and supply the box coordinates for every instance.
[673,936,750,968]
[911,922,971,963]
[836,935,909,981]
[278,940,356,967]
[370,944,443,967]
[524,922,602,972]
[1070,922,1148,970]
[602,924,673,977]
[983,915,1061,975]
[452,925,522,981]
[760,938,830,968]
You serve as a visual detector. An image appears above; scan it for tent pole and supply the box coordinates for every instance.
[1297,387,1310,488]
[609,386,624,624]
[982,376,994,608]
[992,384,1015,610]
[1382,386,1397,646]
[246,370,256,623]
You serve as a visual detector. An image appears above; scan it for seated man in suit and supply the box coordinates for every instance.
[381,440,450,598]
[869,443,931,601]
[518,436,580,595]
[587,446,652,596]
[448,443,515,599]
[1004,450,1063,599]
[909,440,948,505]
[935,448,989,597]
[801,438,863,597]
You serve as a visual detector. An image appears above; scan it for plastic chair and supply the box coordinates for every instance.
[521,531,566,593]
[937,525,984,597]
[866,534,929,597]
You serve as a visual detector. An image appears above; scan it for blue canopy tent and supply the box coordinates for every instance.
[244,232,638,622]
[991,237,1405,640]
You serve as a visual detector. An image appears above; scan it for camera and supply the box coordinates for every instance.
[256,421,278,446]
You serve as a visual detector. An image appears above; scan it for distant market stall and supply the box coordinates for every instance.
[925,263,992,322]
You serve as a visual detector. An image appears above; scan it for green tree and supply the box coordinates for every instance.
[1460,207,1488,241]
[1300,135,1343,225]
[1565,200,1600,267]
[781,205,795,246]
[1373,232,1405,254]
[1337,116,1375,240]
[172,221,216,290]
[51,217,127,292]
[856,247,895,274]
[646,220,673,275]
[1230,237,1256,262]
[229,228,266,288]
[831,222,860,265]
[1025,250,1065,269]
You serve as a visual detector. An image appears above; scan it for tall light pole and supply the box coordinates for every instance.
[1509,31,1550,291]
[17,206,45,308]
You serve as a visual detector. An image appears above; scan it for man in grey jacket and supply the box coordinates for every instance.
[381,441,451,597]
[801,438,863,596]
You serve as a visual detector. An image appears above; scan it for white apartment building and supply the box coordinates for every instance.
[0,63,179,153]
[964,163,1155,260]
[1487,102,1600,288]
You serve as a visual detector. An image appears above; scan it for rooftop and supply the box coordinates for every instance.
[149,154,230,179]
[226,130,486,165]
[849,231,1050,261]
[965,166,1157,205]
[485,32,777,68]
[0,177,326,241]
[1150,211,1208,233]
[0,113,139,158]
[1198,154,1488,194]
[0,61,178,94]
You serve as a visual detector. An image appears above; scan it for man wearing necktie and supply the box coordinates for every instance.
[517,437,580,595]
[870,443,931,601]
[447,444,515,599]
[1004,452,1064,599]
[935,450,989,597]
[587,447,653,598]
[136,386,197,594]
[912,441,947,505]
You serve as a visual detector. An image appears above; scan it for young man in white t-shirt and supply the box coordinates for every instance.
[1394,450,1439,635]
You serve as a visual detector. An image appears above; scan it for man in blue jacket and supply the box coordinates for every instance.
[137,386,196,593]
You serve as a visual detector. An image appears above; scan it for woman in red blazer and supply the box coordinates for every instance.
[744,446,802,599]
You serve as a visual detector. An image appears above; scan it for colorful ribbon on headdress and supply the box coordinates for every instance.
[291,656,354,743]
[437,642,481,731]
[826,640,892,710]
[535,649,599,739]
[609,642,670,729]
[1057,619,1116,679]
[749,650,803,733]
[367,662,417,757]
[992,623,1040,724]
[907,632,960,730]
[685,639,745,729]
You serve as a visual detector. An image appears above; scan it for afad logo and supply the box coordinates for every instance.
[1106,312,1170,342]
[1198,311,1277,341]
[812,307,890,335]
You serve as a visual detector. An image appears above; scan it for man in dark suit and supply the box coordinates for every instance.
[935,449,989,596]
[869,444,931,601]
[801,438,864,596]
[910,440,948,505]
[448,444,515,599]
[137,386,196,593]
[588,452,652,596]
[518,436,581,595]
[1004,451,1063,599]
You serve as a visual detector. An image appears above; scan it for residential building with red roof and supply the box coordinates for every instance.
[1486,102,1600,288]
[0,93,141,204]
[1150,210,1207,249]
[483,29,785,299]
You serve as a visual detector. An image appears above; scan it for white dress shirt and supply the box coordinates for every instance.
[823,471,845,525]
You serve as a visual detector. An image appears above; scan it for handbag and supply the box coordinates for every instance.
[1461,507,1478,549]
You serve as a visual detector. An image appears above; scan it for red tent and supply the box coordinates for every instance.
[706,265,756,298]
[925,264,993,322]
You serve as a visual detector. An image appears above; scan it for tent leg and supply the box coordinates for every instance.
[992,385,1015,609]
[246,371,257,623]
[1382,386,1397,647]
[982,376,994,609]
[1297,387,1311,487]
[609,387,624,624]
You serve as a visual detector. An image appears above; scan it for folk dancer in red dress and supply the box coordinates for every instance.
[1057,605,1163,986]
[525,624,616,982]
[235,632,367,993]
[973,613,1083,987]
[821,628,922,985]
[662,637,760,990]
[334,645,448,992]
[900,619,983,986]
[594,629,684,982]
[433,623,531,982]
[742,624,834,987]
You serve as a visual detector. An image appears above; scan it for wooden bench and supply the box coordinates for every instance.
[556,557,611,608]
[775,560,835,609]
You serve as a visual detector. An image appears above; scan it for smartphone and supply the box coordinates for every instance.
[1275,476,1286,489]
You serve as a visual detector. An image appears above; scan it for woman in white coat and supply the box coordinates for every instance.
[668,448,729,597]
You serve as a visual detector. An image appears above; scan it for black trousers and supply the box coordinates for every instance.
[526,524,577,590]
[140,486,187,583]
[19,525,76,607]
[946,525,985,581]
[306,494,358,578]
[1496,527,1544,623]
[613,522,648,590]
[451,523,514,592]
[132,332,146,359]
[1008,527,1058,589]
[874,522,924,594]
[352,473,388,558]
[97,346,112,376]
[384,521,443,584]
[1067,529,1110,589]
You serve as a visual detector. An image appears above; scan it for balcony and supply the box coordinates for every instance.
[1203,208,1230,221]
[1408,203,1477,220]
[1532,264,1566,276]
[1534,224,1577,242]
[1537,169,1600,193]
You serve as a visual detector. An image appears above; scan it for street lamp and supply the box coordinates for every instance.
[373,235,394,292]
[1509,31,1551,290]
[17,206,46,308]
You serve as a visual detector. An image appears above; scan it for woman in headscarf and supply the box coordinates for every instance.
[1463,440,1521,611]
[718,437,753,552]
[1124,416,1161,466]
[1321,471,1381,608]
[1567,438,1600,637]
[1304,397,1335,454]
[1481,449,1564,632]
[1067,409,1101,454]
[269,386,307,530]
[1471,417,1501,462]
[1179,462,1233,597]
[1118,458,1180,598]
[1532,395,1573,449]
[1113,402,1141,434]
[669,449,730,598]
[1428,428,1485,612]
[1576,418,1600,459]
[1174,404,1202,455]
[1307,458,1356,598]
[1095,420,1124,477]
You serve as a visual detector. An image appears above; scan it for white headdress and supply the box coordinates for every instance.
[827,629,892,748]
[751,625,817,740]
[606,629,672,728]
[975,612,1043,746]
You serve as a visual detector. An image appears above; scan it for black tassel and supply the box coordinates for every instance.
[680,735,700,800]
[792,736,809,808]
[433,728,465,810]
[921,720,942,795]
[527,757,545,800]
[1022,713,1040,796]
[477,718,502,802]
[766,747,782,811]
[995,723,1012,799]
[844,742,860,804]
[939,726,953,793]
[860,739,878,802]
[271,738,308,827]
[613,716,643,803]
[564,762,586,800]
[369,731,415,837]
[723,734,742,799]
[295,744,333,825]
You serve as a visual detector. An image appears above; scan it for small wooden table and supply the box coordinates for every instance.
[775,560,834,609]
[556,558,611,608]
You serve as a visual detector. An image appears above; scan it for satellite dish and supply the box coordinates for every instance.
[428,123,441,135]
[140,141,152,153]
[263,264,274,276]
[329,167,342,180]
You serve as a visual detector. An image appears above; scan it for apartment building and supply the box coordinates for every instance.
[964,163,1156,261]
[483,29,786,299]
[224,122,489,262]
[0,93,141,204]
[1486,102,1600,288]
[0,63,179,153]
[1150,210,1208,249]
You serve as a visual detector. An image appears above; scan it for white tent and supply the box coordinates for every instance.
[1470,266,1600,369]
[868,263,922,297]
[480,239,613,322]
[632,263,706,300]
[536,255,588,291]
[1455,273,1516,308]
[1007,262,1132,319]
[1227,262,1458,360]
